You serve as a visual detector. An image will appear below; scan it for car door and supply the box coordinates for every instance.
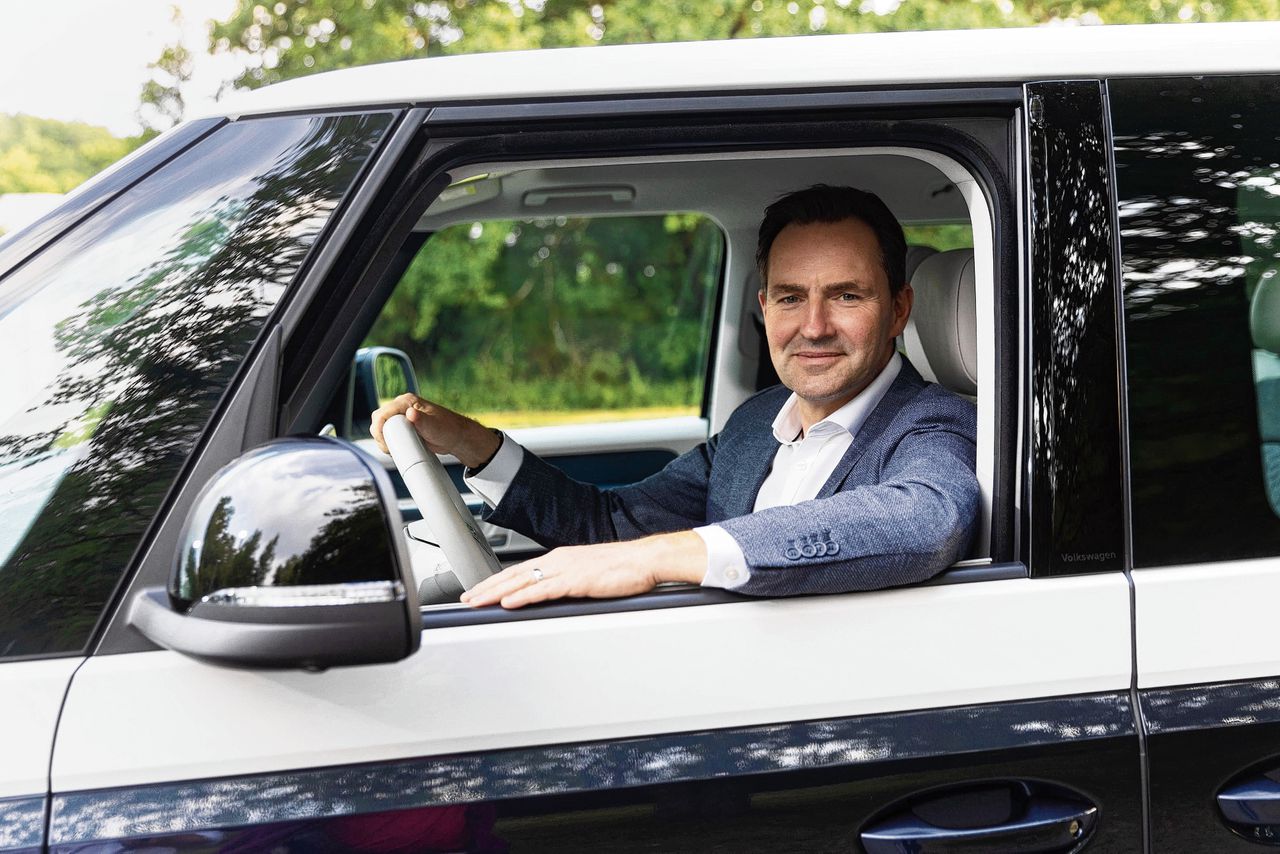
[44,86,1143,852]
[1114,73,1280,851]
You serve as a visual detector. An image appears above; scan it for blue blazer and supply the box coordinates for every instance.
[486,359,979,596]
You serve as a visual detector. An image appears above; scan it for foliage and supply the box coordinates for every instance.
[0,113,148,194]
[902,223,973,252]
[139,45,194,132]
[366,215,722,418]
[196,0,1280,93]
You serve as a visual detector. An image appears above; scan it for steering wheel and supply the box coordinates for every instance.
[381,415,503,596]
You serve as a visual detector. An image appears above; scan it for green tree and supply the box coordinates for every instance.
[139,8,195,133]
[189,0,1280,95]
[366,214,722,416]
[0,114,146,194]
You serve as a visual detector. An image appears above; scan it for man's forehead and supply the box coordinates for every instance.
[766,220,885,277]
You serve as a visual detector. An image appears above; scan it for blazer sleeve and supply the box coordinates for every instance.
[715,422,980,597]
[482,432,720,548]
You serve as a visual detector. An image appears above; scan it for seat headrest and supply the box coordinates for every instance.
[903,248,977,396]
[905,245,938,283]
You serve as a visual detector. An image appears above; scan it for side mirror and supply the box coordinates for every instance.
[345,346,419,439]
[128,437,420,669]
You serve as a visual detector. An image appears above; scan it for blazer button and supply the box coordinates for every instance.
[814,541,828,557]
[825,542,840,555]
[784,547,801,560]
[801,543,817,558]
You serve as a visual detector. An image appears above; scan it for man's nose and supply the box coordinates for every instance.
[800,299,835,339]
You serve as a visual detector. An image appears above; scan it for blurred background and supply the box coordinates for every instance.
[4,0,1280,236]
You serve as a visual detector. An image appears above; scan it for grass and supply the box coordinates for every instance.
[469,405,699,429]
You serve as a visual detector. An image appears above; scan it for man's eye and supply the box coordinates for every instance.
[778,295,801,304]
[837,292,860,302]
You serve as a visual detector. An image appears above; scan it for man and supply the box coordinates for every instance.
[371,185,979,609]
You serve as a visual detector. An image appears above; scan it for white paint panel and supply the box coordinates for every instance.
[1135,558,1280,688]
[203,23,1280,123]
[0,657,81,797]
[54,573,1130,792]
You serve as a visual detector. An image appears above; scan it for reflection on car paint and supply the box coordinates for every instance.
[0,794,44,854]
[0,112,393,658]
[50,691,1132,847]
[1143,678,1280,734]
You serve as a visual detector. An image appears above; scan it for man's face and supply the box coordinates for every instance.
[759,218,912,421]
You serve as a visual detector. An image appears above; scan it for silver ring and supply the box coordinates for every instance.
[530,567,545,583]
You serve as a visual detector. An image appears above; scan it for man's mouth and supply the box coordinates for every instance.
[793,351,843,360]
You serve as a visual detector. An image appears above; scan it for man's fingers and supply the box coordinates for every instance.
[370,393,424,454]
[463,560,573,609]
[501,576,568,609]
[463,566,537,607]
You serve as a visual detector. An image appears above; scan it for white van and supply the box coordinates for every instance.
[2,21,1279,851]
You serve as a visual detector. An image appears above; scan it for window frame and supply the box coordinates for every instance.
[323,111,1013,618]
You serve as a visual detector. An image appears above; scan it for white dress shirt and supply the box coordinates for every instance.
[464,352,903,590]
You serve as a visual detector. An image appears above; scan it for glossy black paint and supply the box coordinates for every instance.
[1144,679,1280,735]
[1218,774,1280,845]
[0,795,43,854]
[49,691,1137,849]
[427,86,1023,127]
[1111,74,1280,567]
[1024,81,1126,577]
[861,781,1097,854]
[171,438,399,609]
[1142,680,1280,851]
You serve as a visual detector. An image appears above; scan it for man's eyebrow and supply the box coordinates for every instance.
[767,280,871,294]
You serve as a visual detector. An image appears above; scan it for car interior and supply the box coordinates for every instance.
[345,146,996,604]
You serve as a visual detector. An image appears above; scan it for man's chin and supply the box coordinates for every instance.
[782,377,861,406]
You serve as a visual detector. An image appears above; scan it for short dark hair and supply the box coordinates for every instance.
[755,184,907,295]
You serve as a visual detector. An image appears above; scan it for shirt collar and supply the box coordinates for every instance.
[770,352,904,445]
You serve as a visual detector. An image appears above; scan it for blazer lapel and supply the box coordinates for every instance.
[818,359,927,497]
[726,394,785,518]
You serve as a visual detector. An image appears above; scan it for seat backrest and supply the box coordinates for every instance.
[902,248,977,396]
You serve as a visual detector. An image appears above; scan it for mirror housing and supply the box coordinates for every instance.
[344,346,419,439]
[129,437,420,669]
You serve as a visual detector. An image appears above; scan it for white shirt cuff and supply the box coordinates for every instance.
[462,433,524,509]
[695,525,751,590]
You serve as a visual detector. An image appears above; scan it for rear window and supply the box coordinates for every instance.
[1113,75,1280,567]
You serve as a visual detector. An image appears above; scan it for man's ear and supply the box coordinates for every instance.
[890,284,914,337]
[757,287,768,314]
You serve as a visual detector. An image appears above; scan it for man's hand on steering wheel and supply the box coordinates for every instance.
[461,531,709,610]
[370,393,500,469]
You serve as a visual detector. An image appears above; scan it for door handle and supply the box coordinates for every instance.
[1218,774,1280,844]
[861,794,1095,854]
